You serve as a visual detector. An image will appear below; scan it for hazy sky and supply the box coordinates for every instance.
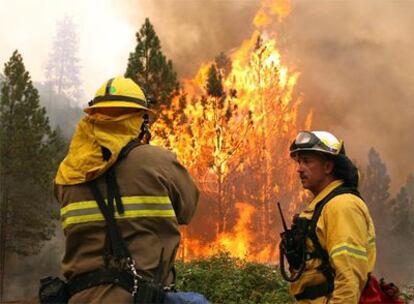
[0,0,141,98]
[0,0,260,98]
[1,0,414,191]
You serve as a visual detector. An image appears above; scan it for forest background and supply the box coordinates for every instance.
[1,0,414,302]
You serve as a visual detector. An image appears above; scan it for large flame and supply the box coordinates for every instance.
[178,202,278,263]
[152,0,311,263]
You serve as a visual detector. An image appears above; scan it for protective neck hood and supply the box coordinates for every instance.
[55,112,144,185]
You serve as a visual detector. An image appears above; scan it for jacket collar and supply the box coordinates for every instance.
[307,179,344,211]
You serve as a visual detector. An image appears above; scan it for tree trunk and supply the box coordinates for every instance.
[217,169,224,234]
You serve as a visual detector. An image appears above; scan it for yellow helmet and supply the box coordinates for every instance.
[84,76,154,116]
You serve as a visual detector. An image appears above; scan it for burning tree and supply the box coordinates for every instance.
[151,25,311,262]
[142,0,311,262]
[153,57,254,235]
[200,62,253,234]
[238,35,302,241]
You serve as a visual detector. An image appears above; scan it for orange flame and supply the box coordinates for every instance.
[179,203,277,262]
[254,0,291,27]
[152,0,310,263]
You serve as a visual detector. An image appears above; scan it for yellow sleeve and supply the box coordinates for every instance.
[320,194,370,304]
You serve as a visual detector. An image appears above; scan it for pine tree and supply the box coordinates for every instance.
[359,148,391,276]
[361,148,391,227]
[45,14,82,101]
[215,52,232,79]
[125,18,179,109]
[0,50,65,300]
[202,61,252,233]
[390,175,414,239]
[206,64,224,98]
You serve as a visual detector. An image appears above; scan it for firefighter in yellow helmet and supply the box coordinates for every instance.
[280,131,376,304]
[52,77,201,303]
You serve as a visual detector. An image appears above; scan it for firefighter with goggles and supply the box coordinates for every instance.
[47,76,208,303]
[280,131,376,303]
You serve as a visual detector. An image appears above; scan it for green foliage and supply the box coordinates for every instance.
[0,50,65,256]
[361,148,391,234]
[206,64,224,98]
[361,148,390,208]
[390,175,414,239]
[125,18,179,108]
[401,285,414,302]
[175,252,293,304]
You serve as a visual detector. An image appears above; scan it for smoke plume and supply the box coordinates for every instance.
[278,0,414,191]
[120,0,259,77]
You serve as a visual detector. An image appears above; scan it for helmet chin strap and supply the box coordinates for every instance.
[138,114,151,144]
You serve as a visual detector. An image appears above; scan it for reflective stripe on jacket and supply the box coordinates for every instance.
[55,144,199,303]
[61,196,175,228]
[289,180,376,304]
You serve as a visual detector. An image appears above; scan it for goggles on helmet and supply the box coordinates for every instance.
[289,131,343,157]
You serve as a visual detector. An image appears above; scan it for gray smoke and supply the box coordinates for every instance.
[277,0,414,192]
[121,0,260,77]
[5,225,64,301]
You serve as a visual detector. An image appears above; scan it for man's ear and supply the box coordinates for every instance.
[324,159,335,175]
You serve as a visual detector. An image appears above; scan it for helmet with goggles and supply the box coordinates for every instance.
[290,131,344,157]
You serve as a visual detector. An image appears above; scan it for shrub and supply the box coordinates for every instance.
[175,252,294,304]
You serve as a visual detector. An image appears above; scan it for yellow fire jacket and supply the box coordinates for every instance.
[55,144,199,303]
[289,180,376,304]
